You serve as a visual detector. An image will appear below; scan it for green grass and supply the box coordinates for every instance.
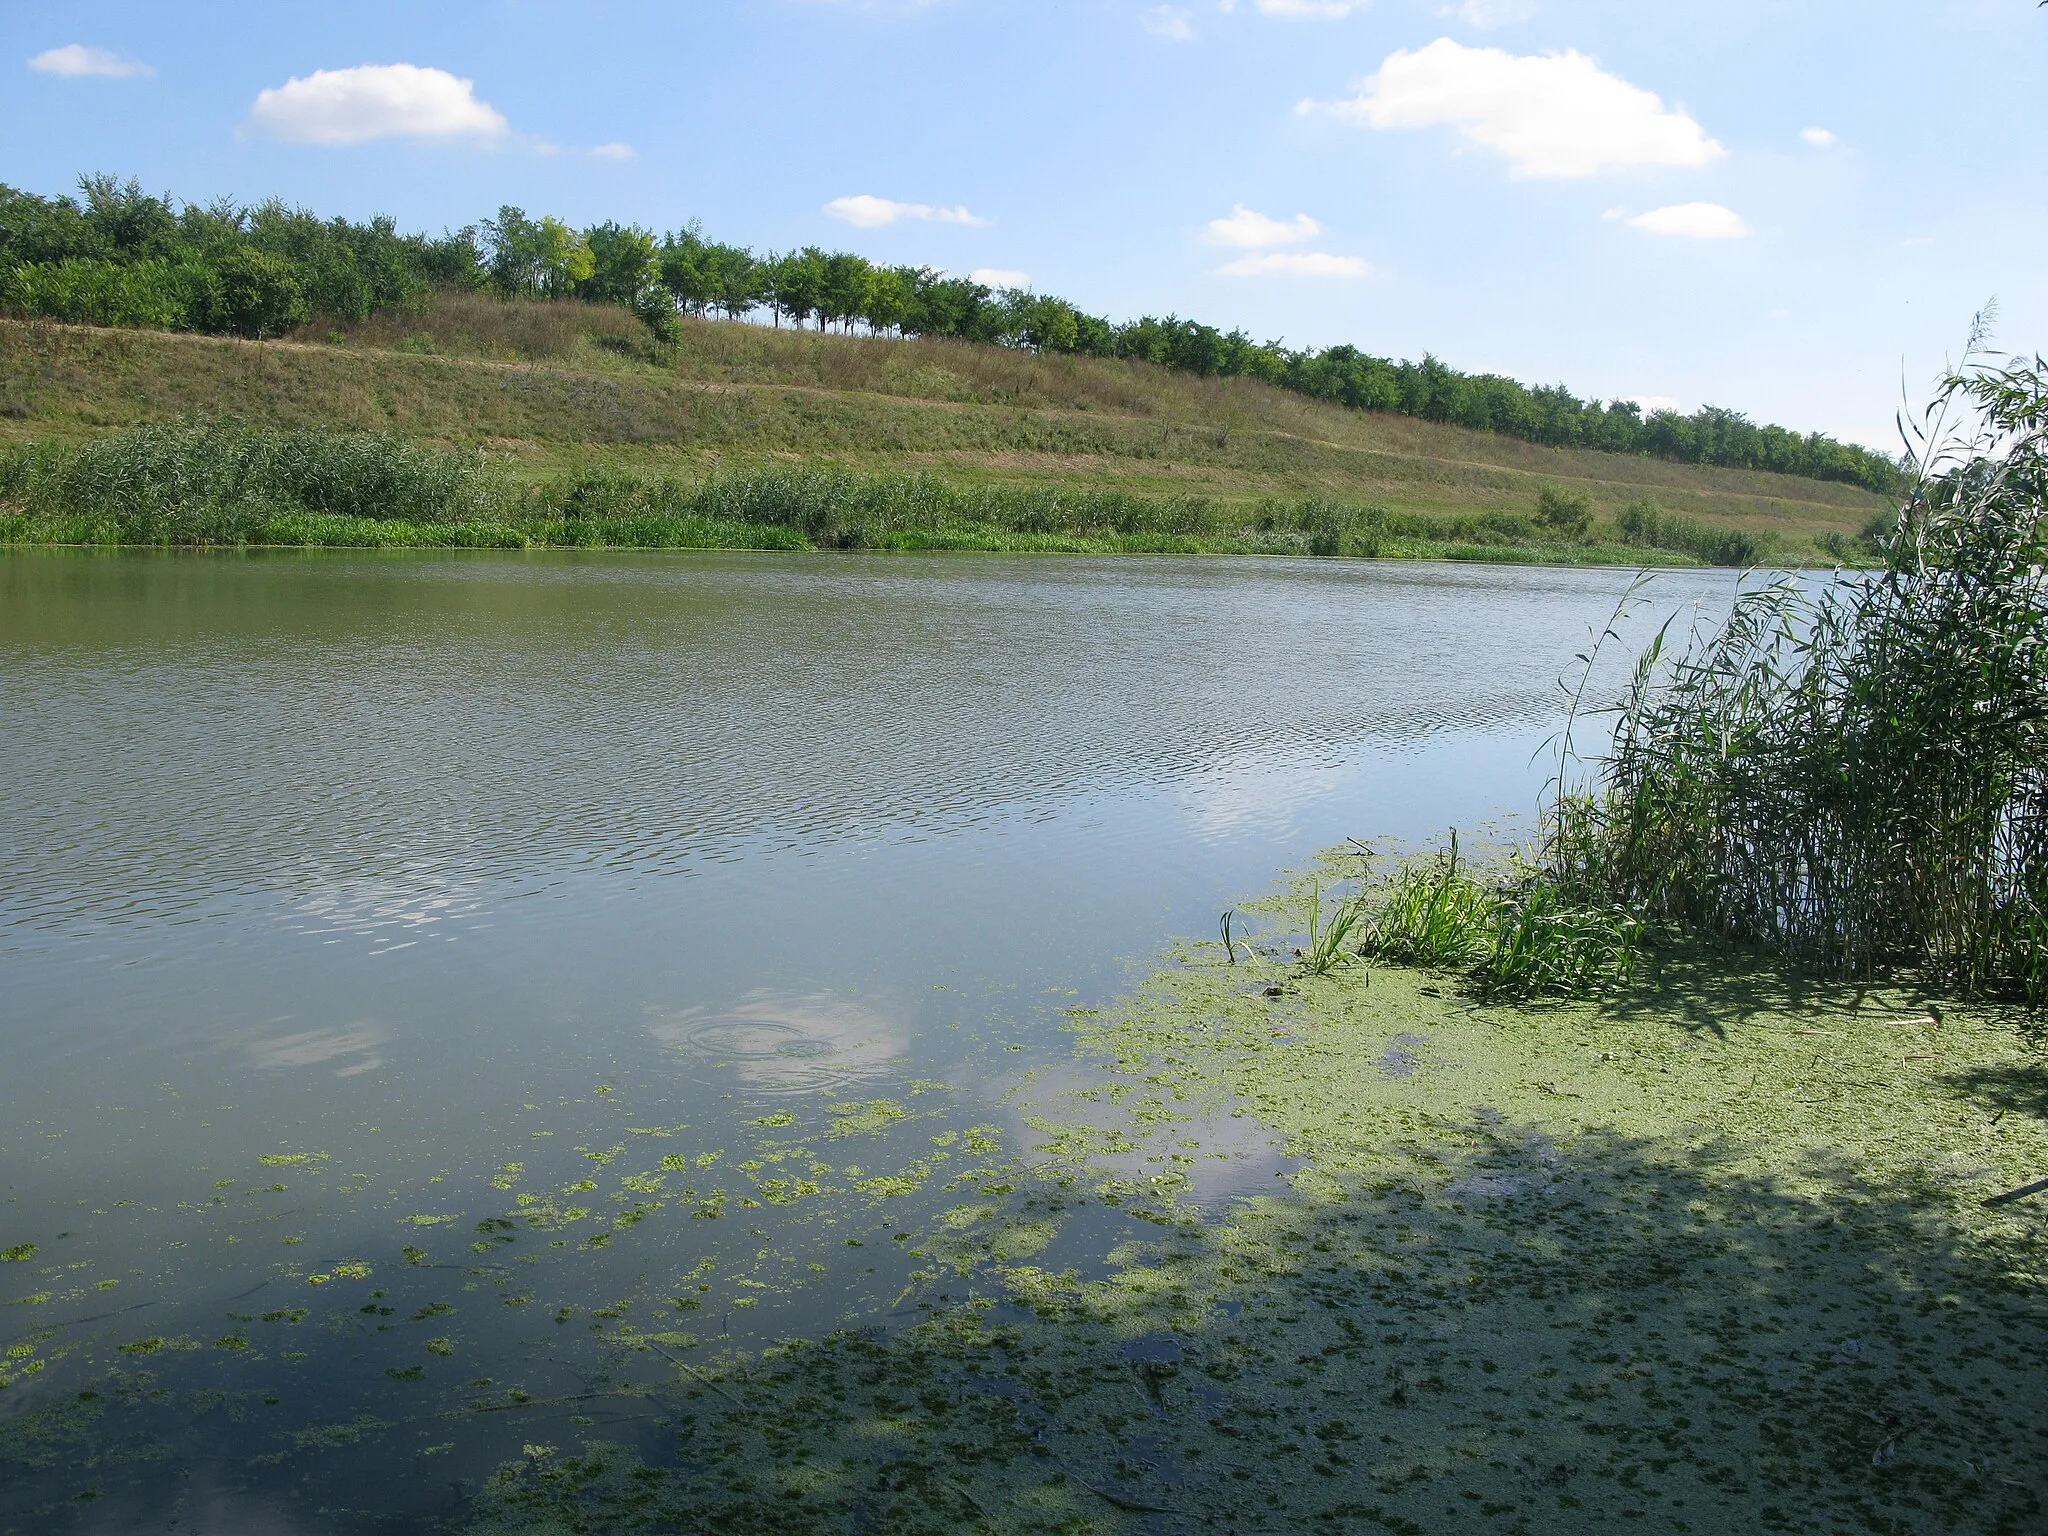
[0,299,1895,563]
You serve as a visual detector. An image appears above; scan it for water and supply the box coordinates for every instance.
[0,548,1731,1530]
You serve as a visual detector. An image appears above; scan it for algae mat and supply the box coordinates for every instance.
[446,877,2048,1536]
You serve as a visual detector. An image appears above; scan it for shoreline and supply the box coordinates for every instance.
[0,528,1786,570]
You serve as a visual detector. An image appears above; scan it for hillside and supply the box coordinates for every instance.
[0,296,1894,560]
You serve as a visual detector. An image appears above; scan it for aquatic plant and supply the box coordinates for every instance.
[1358,832,1641,999]
[1560,342,2048,1000]
[1360,833,1498,970]
[1298,882,1369,976]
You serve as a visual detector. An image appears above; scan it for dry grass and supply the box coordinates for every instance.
[0,298,1892,547]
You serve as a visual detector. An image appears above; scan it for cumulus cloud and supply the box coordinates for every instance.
[28,43,153,78]
[824,194,987,228]
[1143,5,1196,39]
[1801,126,1837,147]
[1627,202,1751,239]
[1311,38,1723,178]
[1207,204,1322,247]
[1447,0,1536,27]
[970,267,1031,288]
[1217,251,1371,278]
[589,141,635,160]
[243,64,508,145]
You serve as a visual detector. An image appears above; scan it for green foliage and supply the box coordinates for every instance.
[1534,485,1593,539]
[1361,840,1499,970]
[1561,346,2048,999]
[204,246,309,338]
[0,170,1901,494]
[0,256,200,328]
[481,207,592,298]
[1471,881,1644,1000]
[1612,493,1770,566]
[0,421,1833,570]
[1360,835,1641,999]
[1299,884,1370,976]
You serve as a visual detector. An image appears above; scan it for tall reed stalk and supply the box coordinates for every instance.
[1557,343,2048,999]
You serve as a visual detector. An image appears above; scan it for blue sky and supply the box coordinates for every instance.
[7,0,2046,449]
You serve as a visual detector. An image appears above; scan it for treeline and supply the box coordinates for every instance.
[0,175,1901,493]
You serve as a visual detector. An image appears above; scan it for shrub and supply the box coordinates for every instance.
[1533,485,1593,539]
[1615,495,1662,544]
[1,256,201,329]
[204,246,309,338]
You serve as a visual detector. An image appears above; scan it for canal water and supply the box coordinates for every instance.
[0,549,1730,1530]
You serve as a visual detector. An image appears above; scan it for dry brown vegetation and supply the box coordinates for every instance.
[0,295,1891,545]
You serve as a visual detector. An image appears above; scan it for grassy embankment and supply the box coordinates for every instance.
[0,296,1891,562]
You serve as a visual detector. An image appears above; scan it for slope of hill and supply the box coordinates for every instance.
[0,297,1893,563]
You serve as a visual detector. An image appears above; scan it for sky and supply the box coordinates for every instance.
[6,0,2046,451]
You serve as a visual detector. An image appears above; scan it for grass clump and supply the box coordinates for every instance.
[1357,834,1643,999]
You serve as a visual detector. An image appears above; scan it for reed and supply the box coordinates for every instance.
[1558,342,2048,1000]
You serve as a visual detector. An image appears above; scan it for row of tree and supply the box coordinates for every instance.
[0,176,1903,493]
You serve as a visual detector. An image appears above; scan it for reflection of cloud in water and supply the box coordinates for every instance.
[1177,753,1346,843]
[245,1024,388,1077]
[649,990,907,1096]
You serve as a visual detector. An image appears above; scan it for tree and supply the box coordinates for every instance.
[1533,485,1593,539]
[481,207,594,298]
[579,222,660,307]
[819,250,872,332]
[704,243,761,321]
[768,247,827,330]
[861,265,917,337]
[658,227,715,315]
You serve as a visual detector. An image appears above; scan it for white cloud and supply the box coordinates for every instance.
[1143,5,1196,39]
[1801,126,1836,148]
[1217,251,1371,277]
[1207,204,1322,248]
[1627,201,1751,239]
[1447,0,1536,27]
[1313,38,1723,178]
[824,194,988,228]
[970,267,1031,288]
[28,43,153,78]
[589,141,635,160]
[243,64,508,145]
